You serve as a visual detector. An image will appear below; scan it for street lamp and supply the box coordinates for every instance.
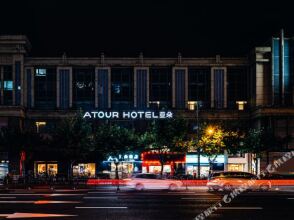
[206,127,214,136]
[195,101,201,180]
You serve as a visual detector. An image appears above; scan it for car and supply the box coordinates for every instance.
[207,171,271,192]
[124,173,183,190]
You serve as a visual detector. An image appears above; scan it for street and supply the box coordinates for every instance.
[0,188,293,220]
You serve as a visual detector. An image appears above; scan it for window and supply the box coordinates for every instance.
[35,121,46,133]
[111,67,133,109]
[149,67,171,109]
[188,68,210,108]
[3,81,13,90]
[3,66,13,105]
[236,101,247,110]
[72,67,95,109]
[227,68,248,109]
[35,68,47,77]
[34,67,56,109]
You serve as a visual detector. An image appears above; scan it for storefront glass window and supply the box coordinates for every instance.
[36,162,58,177]
[73,163,95,177]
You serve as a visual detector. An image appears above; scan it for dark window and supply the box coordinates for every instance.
[149,67,172,109]
[188,68,210,108]
[72,67,95,109]
[34,67,56,109]
[111,67,133,109]
[227,68,248,109]
[2,66,13,105]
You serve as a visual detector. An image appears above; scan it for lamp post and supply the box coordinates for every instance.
[196,102,201,179]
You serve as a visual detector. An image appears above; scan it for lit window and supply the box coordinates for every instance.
[188,101,196,110]
[236,101,247,110]
[35,121,46,133]
[228,164,244,171]
[4,81,13,90]
[35,68,47,76]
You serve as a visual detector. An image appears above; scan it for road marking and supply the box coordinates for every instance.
[44,194,85,197]
[181,197,221,200]
[34,200,81,204]
[0,197,16,199]
[83,196,118,199]
[219,207,263,210]
[0,212,77,218]
[0,200,81,204]
[0,201,34,203]
[75,206,127,209]
[287,198,294,199]
[0,194,84,196]
[87,192,116,194]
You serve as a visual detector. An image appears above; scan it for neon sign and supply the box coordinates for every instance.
[83,111,173,119]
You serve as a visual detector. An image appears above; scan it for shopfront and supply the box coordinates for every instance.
[34,161,58,177]
[185,154,225,178]
[0,160,9,180]
[142,152,185,175]
[73,163,96,177]
[103,153,142,179]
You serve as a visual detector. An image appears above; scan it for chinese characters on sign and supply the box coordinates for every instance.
[83,111,173,119]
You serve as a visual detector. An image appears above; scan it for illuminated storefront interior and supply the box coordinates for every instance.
[228,164,244,171]
[73,163,96,177]
[103,153,141,179]
[142,152,185,175]
[185,154,225,177]
[35,162,58,177]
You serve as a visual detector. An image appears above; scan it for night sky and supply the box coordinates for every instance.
[1,0,294,57]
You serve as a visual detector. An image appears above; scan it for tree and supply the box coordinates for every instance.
[51,112,94,178]
[178,124,240,175]
[243,127,282,174]
[139,118,188,176]
[94,124,138,180]
[0,127,43,176]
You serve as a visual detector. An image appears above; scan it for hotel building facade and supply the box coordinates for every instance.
[0,32,294,178]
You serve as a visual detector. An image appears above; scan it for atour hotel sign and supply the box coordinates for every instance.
[83,111,173,120]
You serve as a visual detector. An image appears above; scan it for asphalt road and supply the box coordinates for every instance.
[0,188,293,220]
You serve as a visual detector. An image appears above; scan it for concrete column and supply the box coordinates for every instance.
[134,67,149,108]
[134,68,137,108]
[0,66,3,105]
[12,60,15,105]
[69,67,73,108]
[108,68,111,109]
[172,68,176,108]
[146,68,150,108]
[224,67,227,108]
[95,69,98,108]
[185,68,188,109]
[172,67,188,109]
[23,67,29,107]
[57,67,72,109]
[96,67,111,109]
[56,69,60,108]
[211,67,226,108]
[210,68,214,108]
[31,67,35,108]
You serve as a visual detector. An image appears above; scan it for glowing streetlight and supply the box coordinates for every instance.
[206,127,214,135]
